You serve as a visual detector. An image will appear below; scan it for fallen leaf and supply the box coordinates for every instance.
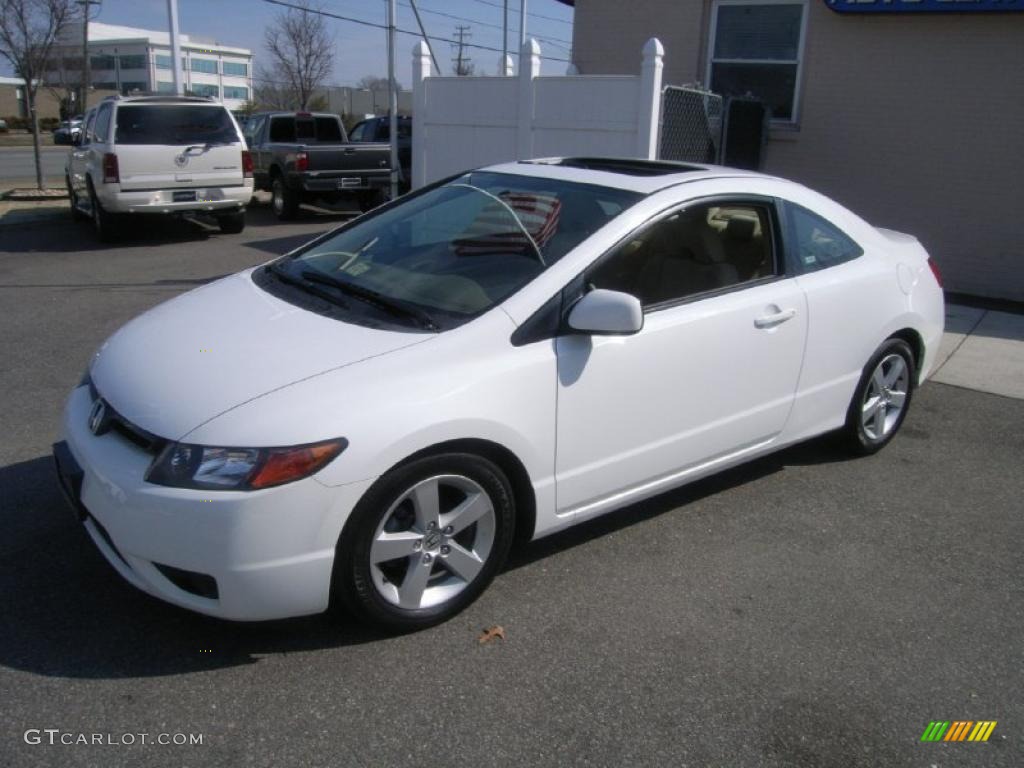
[478,625,506,644]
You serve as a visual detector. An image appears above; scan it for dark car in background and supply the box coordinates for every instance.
[349,115,412,192]
[244,111,392,219]
[53,117,84,145]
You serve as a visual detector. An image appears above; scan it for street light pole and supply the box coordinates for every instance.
[502,0,508,62]
[387,0,399,200]
[167,0,183,96]
[76,0,101,113]
[519,0,527,46]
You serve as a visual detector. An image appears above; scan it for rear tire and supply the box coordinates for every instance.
[333,453,515,631]
[217,211,246,234]
[271,176,299,220]
[67,177,86,221]
[89,184,118,242]
[841,338,916,456]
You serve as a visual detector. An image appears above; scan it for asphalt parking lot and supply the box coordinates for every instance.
[0,205,1021,768]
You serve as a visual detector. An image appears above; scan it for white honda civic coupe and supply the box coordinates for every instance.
[54,158,944,629]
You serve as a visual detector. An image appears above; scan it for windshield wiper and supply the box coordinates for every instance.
[300,269,439,331]
[266,262,351,310]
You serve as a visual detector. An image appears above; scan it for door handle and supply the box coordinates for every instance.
[754,308,796,329]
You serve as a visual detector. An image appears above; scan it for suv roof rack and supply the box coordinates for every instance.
[523,157,706,177]
[120,95,217,103]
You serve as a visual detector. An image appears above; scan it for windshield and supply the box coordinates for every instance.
[276,171,641,330]
[115,105,238,145]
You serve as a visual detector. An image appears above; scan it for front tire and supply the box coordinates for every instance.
[842,338,916,456]
[333,453,515,631]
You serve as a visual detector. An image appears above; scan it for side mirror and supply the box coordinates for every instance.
[567,289,643,336]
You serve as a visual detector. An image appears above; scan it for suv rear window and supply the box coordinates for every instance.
[114,105,238,145]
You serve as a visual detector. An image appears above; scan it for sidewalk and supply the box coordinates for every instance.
[932,304,1024,400]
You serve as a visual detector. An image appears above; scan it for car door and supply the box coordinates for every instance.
[554,197,808,519]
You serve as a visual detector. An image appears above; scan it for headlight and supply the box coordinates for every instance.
[146,438,347,491]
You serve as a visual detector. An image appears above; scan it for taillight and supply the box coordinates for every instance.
[241,150,253,178]
[928,259,943,288]
[295,152,308,173]
[102,153,119,184]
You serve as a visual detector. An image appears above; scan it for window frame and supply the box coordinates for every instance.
[582,194,788,315]
[706,0,809,127]
[223,85,249,100]
[93,103,112,144]
[222,61,248,77]
[190,57,219,75]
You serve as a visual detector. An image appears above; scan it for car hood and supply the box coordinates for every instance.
[90,269,431,440]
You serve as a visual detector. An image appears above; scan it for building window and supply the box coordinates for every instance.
[119,55,147,70]
[190,83,219,98]
[90,55,115,70]
[222,61,248,77]
[93,82,117,91]
[223,85,249,100]
[62,57,83,71]
[156,80,175,93]
[190,58,218,74]
[155,54,173,69]
[707,0,806,123]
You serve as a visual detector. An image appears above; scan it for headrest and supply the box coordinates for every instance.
[725,216,757,241]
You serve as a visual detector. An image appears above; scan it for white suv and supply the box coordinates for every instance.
[66,95,254,240]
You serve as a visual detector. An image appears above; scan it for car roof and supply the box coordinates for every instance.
[479,157,776,195]
[107,95,221,106]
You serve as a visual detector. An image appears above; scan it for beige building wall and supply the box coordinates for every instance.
[570,0,1024,301]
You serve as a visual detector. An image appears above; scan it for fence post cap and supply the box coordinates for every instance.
[413,40,431,57]
[522,38,542,56]
[642,38,665,59]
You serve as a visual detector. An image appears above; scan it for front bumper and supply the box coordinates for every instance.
[55,385,374,621]
[98,182,254,215]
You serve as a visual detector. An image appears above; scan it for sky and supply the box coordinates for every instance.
[16,0,576,86]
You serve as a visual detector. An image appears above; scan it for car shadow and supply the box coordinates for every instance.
[2,215,215,253]
[0,436,851,679]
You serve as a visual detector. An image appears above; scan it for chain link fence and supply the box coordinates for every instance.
[658,85,723,165]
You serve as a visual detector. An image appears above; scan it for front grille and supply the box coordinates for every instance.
[88,382,166,454]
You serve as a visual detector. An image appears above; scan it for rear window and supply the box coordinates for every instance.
[291,116,344,142]
[114,105,238,145]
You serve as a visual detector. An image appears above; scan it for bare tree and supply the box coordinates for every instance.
[356,75,401,92]
[253,65,298,110]
[0,0,76,189]
[263,0,334,111]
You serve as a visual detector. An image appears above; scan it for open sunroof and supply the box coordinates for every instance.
[523,157,705,177]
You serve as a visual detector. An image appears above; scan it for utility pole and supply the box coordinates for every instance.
[519,0,527,46]
[76,0,101,113]
[502,0,508,62]
[452,25,472,76]
[387,0,398,200]
[167,0,183,96]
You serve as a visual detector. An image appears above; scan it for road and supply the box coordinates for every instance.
[0,145,69,184]
[0,208,1021,767]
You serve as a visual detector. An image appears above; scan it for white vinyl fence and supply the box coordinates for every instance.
[411,38,664,188]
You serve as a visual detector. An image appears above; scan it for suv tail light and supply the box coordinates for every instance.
[241,150,253,178]
[295,152,309,173]
[928,258,943,288]
[102,153,119,184]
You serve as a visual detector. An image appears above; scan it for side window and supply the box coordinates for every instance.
[268,117,295,142]
[82,110,97,144]
[93,104,112,143]
[348,121,366,141]
[244,115,265,144]
[785,202,863,272]
[588,200,776,308]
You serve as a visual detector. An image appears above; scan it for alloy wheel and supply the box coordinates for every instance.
[369,474,496,610]
[861,353,910,441]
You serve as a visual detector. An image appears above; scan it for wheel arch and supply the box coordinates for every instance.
[391,438,537,545]
[887,327,925,379]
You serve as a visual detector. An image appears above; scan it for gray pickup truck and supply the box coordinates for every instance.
[244,111,392,219]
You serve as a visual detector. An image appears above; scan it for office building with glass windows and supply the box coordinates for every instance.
[48,22,253,111]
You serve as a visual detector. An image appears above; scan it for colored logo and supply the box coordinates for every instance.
[921,721,997,742]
